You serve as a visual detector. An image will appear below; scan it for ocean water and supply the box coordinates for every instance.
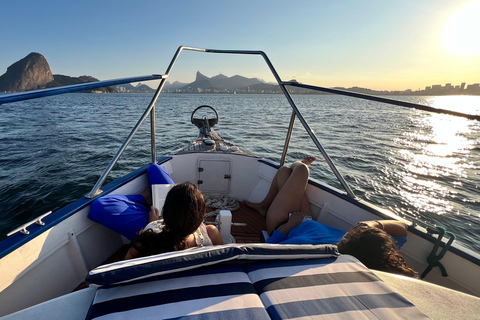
[1,93,479,253]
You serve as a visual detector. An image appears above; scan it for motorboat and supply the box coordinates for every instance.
[1,46,479,319]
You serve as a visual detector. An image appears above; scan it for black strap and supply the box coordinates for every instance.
[420,226,455,279]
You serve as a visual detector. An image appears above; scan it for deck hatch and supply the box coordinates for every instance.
[197,159,231,193]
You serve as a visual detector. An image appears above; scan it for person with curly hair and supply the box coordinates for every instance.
[246,157,417,278]
[337,223,417,277]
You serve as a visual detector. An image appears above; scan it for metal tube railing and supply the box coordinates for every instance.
[280,110,296,167]
[85,46,358,198]
[85,76,170,197]
[150,103,157,164]
[175,47,357,197]
[85,49,193,197]
[285,82,480,121]
[0,74,164,105]
[275,82,357,198]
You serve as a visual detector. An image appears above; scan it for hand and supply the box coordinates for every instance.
[287,211,307,227]
[277,211,307,235]
[148,206,160,223]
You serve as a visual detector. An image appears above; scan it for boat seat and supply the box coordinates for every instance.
[85,244,427,319]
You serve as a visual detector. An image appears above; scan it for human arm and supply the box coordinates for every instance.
[266,211,308,243]
[205,224,224,245]
[358,220,408,237]
[276,211,307,235]
[125,246,139,260]
[148,206,159,223]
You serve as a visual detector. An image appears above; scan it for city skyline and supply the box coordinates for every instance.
[155,72,480,94]
[1,0,479,91]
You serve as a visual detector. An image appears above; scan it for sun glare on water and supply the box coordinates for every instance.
[442,1,480,56]
[397,100,477,215]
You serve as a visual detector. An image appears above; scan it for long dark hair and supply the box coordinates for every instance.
[130,182,205,257]
[337,226,418,278]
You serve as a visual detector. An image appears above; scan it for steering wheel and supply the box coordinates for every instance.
[191,105,219,129]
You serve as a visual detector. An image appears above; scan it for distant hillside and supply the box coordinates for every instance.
[113,83,155,93]
[46,75,115,93]
[166,72,327,94]
[163,73,480,96]
[0,52,114,93]
[162,81,188,92]
[178,72,264,93]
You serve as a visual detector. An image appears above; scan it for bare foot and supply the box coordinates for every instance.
[301,156,316,165]
[244,201,268,217]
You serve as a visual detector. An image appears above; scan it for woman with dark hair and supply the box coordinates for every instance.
[337,224,417,277]
[89,164,177,240]
[125,182,223,259]
[89,165,223,259]
[246,157,417,277]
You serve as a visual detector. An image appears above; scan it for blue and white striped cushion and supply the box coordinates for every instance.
[86,243,339,286]
[86,245,427,319]
[87,263,271,320]
[245,255,429,319]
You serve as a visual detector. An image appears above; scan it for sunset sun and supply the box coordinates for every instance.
[442,1,480,55]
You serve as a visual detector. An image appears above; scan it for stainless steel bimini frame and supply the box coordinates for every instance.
[84,46,480,199]
[3,46,478,199]
[85,46,358,198]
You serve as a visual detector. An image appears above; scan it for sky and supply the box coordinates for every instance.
[1,0,479,91]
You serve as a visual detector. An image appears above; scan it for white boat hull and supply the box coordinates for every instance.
[1,152,480,317]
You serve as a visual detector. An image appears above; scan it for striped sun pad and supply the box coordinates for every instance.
[245,256,428,319]
[87,263,270,319]
[86,245,427,319]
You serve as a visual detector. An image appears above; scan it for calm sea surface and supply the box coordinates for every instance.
[1,93,479,252]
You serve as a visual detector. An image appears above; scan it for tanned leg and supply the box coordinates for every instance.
[245,157,315,233]
[265,157,315,234]
[245,166,292,216]
[245,156,316,213]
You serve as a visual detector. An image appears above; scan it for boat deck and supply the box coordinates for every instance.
[209,201,267,243]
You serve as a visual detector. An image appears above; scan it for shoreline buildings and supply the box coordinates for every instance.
[423,82,480,95]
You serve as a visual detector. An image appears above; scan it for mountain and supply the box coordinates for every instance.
[180,72,264,92]
[0,53,114,93]
[162,81,189,92]
[45,75,115,93]
[113,83,155,93]
[0,53,54,92]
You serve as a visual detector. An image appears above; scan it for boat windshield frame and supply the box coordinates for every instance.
[86,46,360,198]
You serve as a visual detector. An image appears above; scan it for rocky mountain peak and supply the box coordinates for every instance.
[195,71,209,82]
[0,52,54,92]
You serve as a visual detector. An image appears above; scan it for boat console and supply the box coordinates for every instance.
[172,105,258,156]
